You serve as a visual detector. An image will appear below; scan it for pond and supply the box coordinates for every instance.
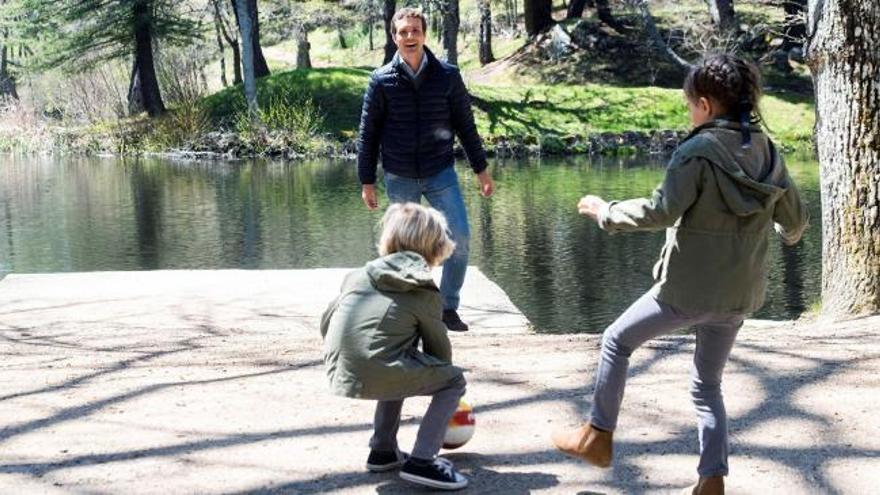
[0,153,821,333]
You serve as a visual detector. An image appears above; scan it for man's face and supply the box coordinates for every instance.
[392,16,425,58]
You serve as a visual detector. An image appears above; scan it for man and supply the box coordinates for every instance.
[357,7,494,333]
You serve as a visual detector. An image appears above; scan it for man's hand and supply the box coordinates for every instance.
[362,184,379,210]
[577,195,607,222]
[477,170,494,197]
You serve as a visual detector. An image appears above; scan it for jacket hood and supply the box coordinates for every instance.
[677,120,790,216]
[366,251,438,293]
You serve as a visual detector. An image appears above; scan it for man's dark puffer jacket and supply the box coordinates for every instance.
[357,48,488,185]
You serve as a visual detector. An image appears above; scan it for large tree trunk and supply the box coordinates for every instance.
[478,0,495,65]
[440,0,460,65]
[524,0,553,36]
[132,0,165,117]
[383,0,396,64]
[707,0,736,31]
[806,0,880,316]
[295,27,311,69]
[230,0,269,78]
[234,0,257,117]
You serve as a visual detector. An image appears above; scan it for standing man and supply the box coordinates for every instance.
[357,7,494,332]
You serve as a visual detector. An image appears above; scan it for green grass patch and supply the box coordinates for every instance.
[199,67,814,148]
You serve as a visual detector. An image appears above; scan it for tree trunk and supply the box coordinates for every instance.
[441,0,460,65]
[0,45,17,100]
[230,0,269,78]
[782,0,807,51]
[478,0,495,65]
[638,0,692,71]
[132,0,165,117]
[296,27,312,69]
[337,28,347,49]
[212,4,229,87]
[234,0,258,117]
[567,0,588,19]
[806,0,880,316]
[383,0,396,64]
[214,0,242,84]
[707,0,736,31]
[524,0,553,36]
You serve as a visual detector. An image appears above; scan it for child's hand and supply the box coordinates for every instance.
[577,195,607,222]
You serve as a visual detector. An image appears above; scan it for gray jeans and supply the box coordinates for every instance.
[590,291,743,477]
[370,374,467,460]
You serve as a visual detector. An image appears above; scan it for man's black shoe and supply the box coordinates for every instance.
[366,449,408,472]
[399,457,468,490]
[442,310,469,332]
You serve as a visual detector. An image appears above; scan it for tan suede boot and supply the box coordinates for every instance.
[550,423,613,468]
[681,476,724,495]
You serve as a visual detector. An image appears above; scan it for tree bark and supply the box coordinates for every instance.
[440,0,460,65]
[212,3,229,87]
[230,0,269,78]
[132,0,165,117]
[478,0,495,65]
[234,0,257,117]
[707,0,736,31]
[383,0,396,64]
[214,0,242,84]
[296,27,312,69]
[524,0,553,36]
[0,44,17,99]
[638,0,692,71]
[806,0,880,316]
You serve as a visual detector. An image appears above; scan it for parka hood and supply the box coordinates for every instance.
[677,120,791,216]
[366,251,438,293]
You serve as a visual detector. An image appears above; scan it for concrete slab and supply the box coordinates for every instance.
[1,270,878,494]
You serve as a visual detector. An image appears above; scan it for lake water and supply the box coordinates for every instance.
[0,153,821,332]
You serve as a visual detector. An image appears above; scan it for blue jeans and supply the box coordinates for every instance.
[590,291,743,477]
[384,166,470,311]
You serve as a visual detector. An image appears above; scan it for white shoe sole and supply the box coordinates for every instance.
[399,471,468,490]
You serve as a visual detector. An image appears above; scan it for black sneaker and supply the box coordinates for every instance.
[366,449,408,473]
[442,310,469,332]
[399,457,468,490]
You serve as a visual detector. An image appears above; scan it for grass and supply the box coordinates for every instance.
[200,66,815,149]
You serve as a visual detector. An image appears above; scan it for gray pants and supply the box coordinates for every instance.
[590,291,743,477]
[370,374,467,460]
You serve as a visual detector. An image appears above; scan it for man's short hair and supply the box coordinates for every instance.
[391,7,427,35]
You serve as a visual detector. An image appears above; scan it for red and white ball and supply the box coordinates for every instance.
[442,399,475,449]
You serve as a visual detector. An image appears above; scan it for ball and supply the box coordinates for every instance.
[442,399,475,449]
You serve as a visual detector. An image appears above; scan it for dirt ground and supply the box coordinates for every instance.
[1,269,878,494]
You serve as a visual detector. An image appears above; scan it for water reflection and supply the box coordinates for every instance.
[0,153,821,332]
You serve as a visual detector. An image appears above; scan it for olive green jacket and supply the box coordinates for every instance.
[320,251,461,400]
[598,121,809,314]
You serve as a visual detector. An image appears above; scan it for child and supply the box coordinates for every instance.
[551,53,809,495]
[320,202,469,491]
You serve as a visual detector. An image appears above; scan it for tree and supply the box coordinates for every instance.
[212,0,241,86]
[707,0,736,32]
[234,0,257,117]
[524,0,553,36]
[806,0,880,316]
[383,0,396,64]
[0,0,19,99]
[440,0,459,65]
[477,0,494,65]
[8,0,198,117]
[230,0,269,78]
